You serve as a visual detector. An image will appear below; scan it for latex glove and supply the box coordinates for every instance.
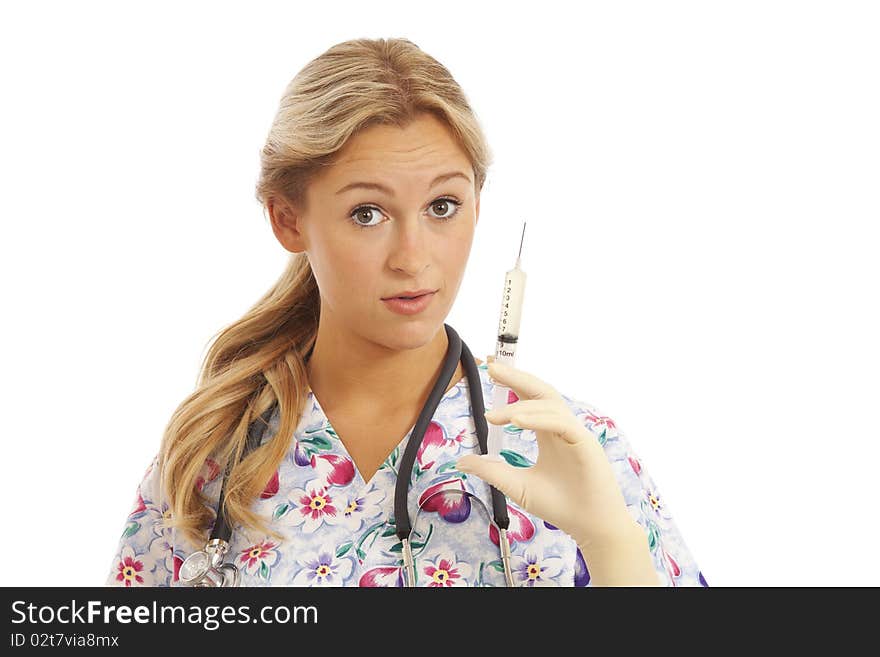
[455,358,636,551]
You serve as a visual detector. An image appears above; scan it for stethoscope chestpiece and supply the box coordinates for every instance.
[179,538,241,587]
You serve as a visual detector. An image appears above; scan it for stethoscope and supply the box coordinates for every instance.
[179,323,516,587]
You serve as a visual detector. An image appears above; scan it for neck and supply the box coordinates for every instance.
[305,319,461,418]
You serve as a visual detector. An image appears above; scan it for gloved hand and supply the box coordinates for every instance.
[454,358,638,552]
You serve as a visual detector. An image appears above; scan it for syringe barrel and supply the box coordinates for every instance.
[487,262,527,458]
[496,265,527,341]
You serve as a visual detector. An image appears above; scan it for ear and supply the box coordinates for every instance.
[475,193,480,226]
[267,196,308,254]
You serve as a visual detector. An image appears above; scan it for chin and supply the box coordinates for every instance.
[377,316,443,350]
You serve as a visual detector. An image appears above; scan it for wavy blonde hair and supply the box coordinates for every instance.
[158,37,493,548]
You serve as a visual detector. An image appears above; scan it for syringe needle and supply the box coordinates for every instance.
[515,221,526,268]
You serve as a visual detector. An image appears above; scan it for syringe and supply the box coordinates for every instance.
[487,221,527,458]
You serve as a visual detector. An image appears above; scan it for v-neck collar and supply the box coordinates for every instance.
[306,376,471,499]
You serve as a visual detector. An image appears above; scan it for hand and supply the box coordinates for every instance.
[455,358,638,552]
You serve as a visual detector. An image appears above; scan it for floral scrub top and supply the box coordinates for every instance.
[106,361,708,587]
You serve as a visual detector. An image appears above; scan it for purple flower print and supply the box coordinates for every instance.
[510,547,564,587]
[573,547,591,587]
[293,543,353,586]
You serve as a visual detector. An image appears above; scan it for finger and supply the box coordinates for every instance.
[485,398,554,421]
[486,360,559,401]
[454,454,528,508]
[506,411,585,445]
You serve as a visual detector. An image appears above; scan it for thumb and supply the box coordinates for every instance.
[455,454,526,507]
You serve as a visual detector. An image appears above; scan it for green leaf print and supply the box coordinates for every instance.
[647,521,660,552]
[273,503,290,519]
[488,560,506,573]
[121,521,140,538]
[355,521,387,561]
[379,448,400,476]
[336,541,353,558]
[299,435,333,451]
[436,461,459,474]
[389,524,434,554]
[500,450,533,468]
[260,561,269,579]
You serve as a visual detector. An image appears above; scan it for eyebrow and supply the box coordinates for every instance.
[335,171,472,196]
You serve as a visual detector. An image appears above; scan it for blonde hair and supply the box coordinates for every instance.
[158,37,493,547]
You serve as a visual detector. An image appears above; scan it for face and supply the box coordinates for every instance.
[268,112,480,351]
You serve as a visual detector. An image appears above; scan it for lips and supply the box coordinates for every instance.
[382,288,436,300]
[382,291,436,315]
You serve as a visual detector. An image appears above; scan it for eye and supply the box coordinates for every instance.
[427,197,462,220]
[350,205,383,229]
[348,196,463,230]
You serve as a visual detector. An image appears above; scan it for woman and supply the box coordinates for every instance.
[106,37,706,587]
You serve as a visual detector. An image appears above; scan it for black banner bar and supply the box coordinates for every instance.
[0,587,873,649]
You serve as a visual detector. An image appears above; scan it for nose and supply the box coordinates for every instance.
[386,216,430,276]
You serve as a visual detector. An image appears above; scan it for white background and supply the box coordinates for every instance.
[1,0,877,587]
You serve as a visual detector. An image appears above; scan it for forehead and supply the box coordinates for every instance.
[323,113,473,181]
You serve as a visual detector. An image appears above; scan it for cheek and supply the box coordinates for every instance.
[324,240,384,299]
[445,227,474,269]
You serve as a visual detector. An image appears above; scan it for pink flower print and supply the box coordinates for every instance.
[172,554,184,584]
[422,552,473,587]
[417,421,467,471]
[129,493,146,518]
[583,411,616,431]
[628,456,642,476]
[292,543,354,586]
[288,484,339,532]
[359,566,404,587]
[195,458,221,492]
[418,478,471,523]
[237,540,280,579]
[261,470,280,499]
[310,453,355,487]
[121,493,149,540]
[114,545,155,587]
[489,504,536,546]
[510,547,564,587]
[662,546,681,586]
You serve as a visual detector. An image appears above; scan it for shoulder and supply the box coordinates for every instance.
[557,390,646,493]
